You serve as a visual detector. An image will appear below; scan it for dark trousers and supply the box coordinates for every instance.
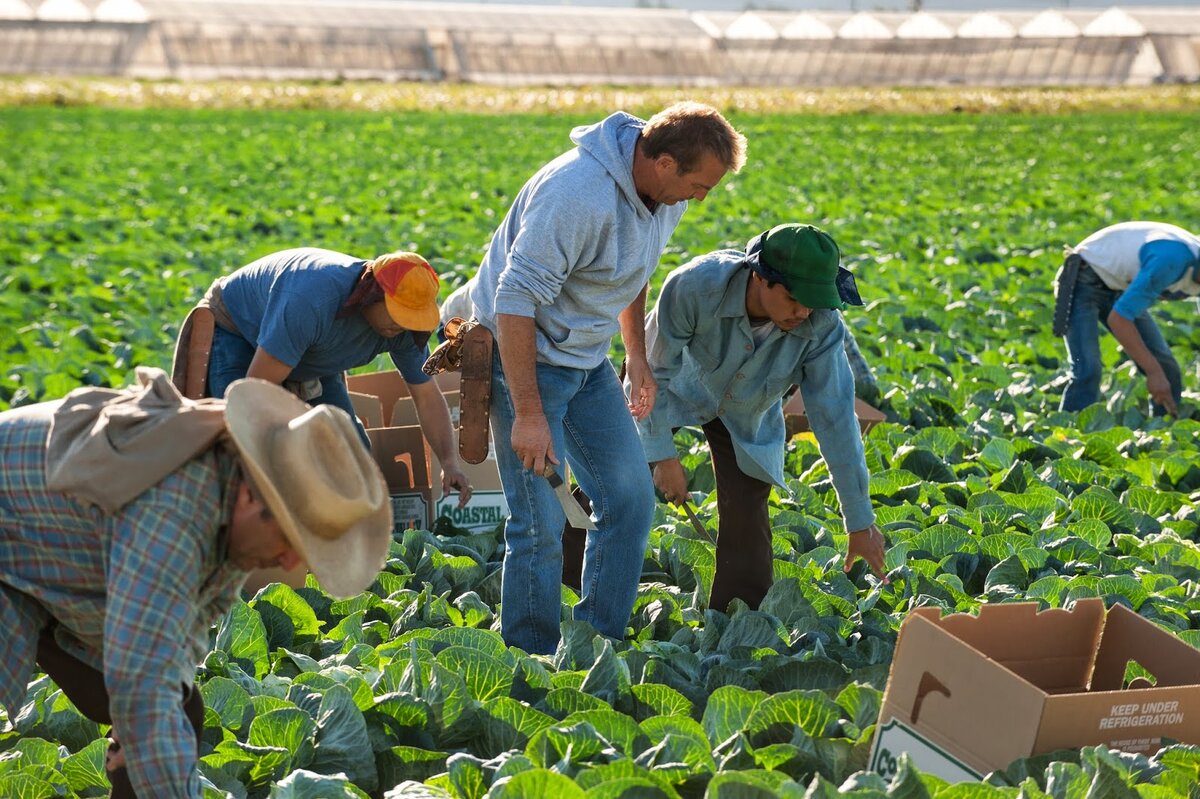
[561,418,774,613]
[36,626,205,798]
[703,417,774,613]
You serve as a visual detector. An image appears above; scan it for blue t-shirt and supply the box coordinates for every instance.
[1112,240,1198,321]
[220,248,431,384]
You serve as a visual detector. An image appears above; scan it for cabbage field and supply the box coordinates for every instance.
[1,88,1199,798]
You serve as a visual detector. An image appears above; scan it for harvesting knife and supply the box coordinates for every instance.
[681,500,716,545]
[543,465,597,530]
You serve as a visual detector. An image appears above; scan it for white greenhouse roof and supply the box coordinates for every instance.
[838,12,893,39]
[35,0,91,20]
[896,11,954,38]
[780,12,834,39]
[94,0,149,22]
[1083,7,1146,36]
[0,0,33,19]
[723,11,778,39]
[140,0,703,36]
[1019,9,1081,38]
[957,12,1017,38]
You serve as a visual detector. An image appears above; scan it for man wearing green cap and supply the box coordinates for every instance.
[634,223,892,612]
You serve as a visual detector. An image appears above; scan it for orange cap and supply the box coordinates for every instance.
[370,252,440,332]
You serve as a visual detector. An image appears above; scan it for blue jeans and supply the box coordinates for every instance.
[1060,266,1183,416]
[490,352,654,654]
[207,326,369,446]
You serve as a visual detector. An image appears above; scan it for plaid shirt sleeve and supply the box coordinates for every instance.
[102,458,221,799]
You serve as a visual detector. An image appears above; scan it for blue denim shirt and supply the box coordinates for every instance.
[637,250,874,532]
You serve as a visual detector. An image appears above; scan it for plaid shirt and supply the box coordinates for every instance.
[0,402,247,798]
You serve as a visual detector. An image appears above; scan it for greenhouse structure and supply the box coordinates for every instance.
[2,0,1199,85]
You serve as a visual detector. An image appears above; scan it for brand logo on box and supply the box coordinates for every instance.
[870,719,981,784]
[434,491,508,533]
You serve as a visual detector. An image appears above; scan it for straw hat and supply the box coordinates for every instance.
[224,378,392,598]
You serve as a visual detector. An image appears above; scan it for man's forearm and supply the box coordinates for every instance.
[618,284,649,363]
[496,313,543,416]
[1108,311,1165,379]
[409,380,458,464]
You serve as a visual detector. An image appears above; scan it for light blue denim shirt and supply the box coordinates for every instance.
[637,250,874,532]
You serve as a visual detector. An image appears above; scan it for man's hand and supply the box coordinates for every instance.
[511,411,558,475]
[624,355,658,420]
[1146,371,1178,416]
[105,730,125,773]
[845,524,890,583]
[651,458,689,504]
[1108,310,1178,417]
[440,461,473,508]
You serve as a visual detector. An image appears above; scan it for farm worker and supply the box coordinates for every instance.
[199,247,471,499]
[1055,221,1198,416]
[469,101,746,654]
[635,224,893,612]
[560,307,884,593]
[0,368,392,798]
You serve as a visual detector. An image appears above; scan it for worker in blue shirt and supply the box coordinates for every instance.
[636,223,892,613]
[1055,222,1199,416]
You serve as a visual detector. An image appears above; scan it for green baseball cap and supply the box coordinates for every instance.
[743,223,846,310]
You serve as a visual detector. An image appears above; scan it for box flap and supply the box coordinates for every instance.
[347,371,411,427]
[784,390,886,436]
[1091,603,1200,691]
[391,390,462,428]
[921,600,1105,692]
[348,391,383,430]
[367,426,432,491]
[879,612,1047,774]
[1036,685,1200,755]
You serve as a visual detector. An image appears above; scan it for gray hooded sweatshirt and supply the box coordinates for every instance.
[470,112,688,370]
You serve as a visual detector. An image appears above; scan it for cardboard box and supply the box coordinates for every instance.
[348,369,505,532]
[870,599,1200,782]
[391,390,462,428]
[348,391,383,430]
[367,425,435,531]
[784,388,885,437]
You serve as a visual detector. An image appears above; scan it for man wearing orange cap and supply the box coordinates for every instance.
[197,247,470,501]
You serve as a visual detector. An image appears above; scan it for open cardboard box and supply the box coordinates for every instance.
[347,369,507,533]
[784,388,885,437]
[870,598,1200,782]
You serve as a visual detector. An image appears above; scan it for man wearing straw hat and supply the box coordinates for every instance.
[0,368,392,798]
[636,224,893,612]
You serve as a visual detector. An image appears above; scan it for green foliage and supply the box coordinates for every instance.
[2,103,1199,798]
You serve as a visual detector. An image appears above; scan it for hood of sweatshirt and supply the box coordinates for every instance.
[569,112,653,220]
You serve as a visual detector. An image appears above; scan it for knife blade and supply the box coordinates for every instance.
[543,465,597,530]
[681,500,715,545]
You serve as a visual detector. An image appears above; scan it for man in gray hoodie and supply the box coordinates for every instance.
[470,102,746,654]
